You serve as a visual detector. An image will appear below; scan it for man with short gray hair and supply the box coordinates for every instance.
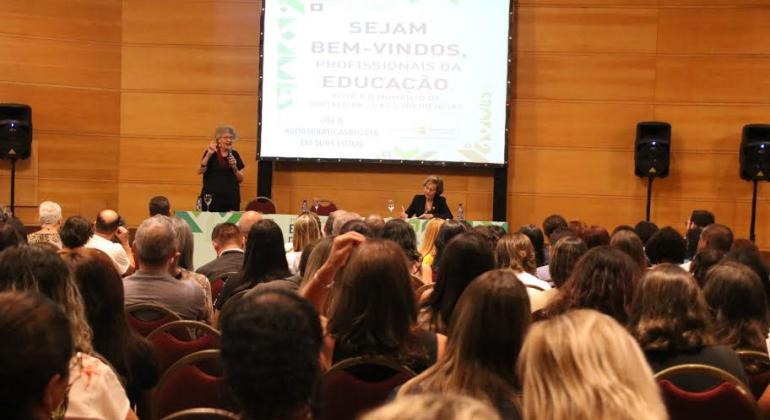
[123,216,210,322]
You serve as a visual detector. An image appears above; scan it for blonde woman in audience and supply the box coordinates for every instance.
[363,394,501,420]
[27,201,63,248]
[287,212,322,275]
[518,309,667,420]
[419,218,445,283]
[495,233,551,301]
[0,246,138,420]
[399,270,530,419]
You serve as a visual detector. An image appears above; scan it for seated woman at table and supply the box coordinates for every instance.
[401,175,453,220]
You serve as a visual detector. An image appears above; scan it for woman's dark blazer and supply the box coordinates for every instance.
[404,195,453,220]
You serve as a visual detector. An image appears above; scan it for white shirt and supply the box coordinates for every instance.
[64,352,131,420]
[85,234,130,275]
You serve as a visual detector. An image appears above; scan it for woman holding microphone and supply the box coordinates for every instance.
[198,124,245,212]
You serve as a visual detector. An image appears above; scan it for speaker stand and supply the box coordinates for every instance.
[645,176,654,222]
[750,179,759,242]
[7,157,16,215]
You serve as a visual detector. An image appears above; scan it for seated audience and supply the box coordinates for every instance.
[303,234,446,373]
[0,246,138,420]
[519,309,667,420]
[331,210,361,235]
[645,226,686,265]
[634,220,659,246]
[148,195,171,217]
[299,237,334,290]
[0,222,24,252]
[703,261,769,351]
[688,209,715,230]
[610,229,648,276]
[531,235,587,312]
[567,219,587,238]
[724,244,770,304]
[518,224,546,267]
[170,217,213,314]
[123,216,209,321]
[27,201,63,249]
[286,212,322,275]
[420,232,495,334]
[59,215,93,250]
[580,224,610,249]
[364,394,501,420]
[364,214,386,236]
[195,222,245,282]
[0,291,73,420]
[217,219,293,310]
[535,227,573,281]
[689,248,725,287]
[61,248,160,407]
[430,219,471,279]
[628,264,749,391]
[380,218,422,276]
[698,223,734,254]
[542,214,568,250]
[220,289,322,420]
[339,218,373,237]
[399,270,530,419]
[85,209,135,275]
[237,210,263,239]
[684,226,702,261]
[419,218,445,283]
[495,233,551,301]
[539,246,636,324]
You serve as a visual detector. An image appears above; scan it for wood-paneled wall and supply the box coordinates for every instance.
[5,0,770,248]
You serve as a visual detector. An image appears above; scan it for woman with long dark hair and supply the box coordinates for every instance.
[216,219,292,310]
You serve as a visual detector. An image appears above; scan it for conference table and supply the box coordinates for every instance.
[177,211,508,270]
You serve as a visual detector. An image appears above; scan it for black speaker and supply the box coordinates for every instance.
[0,104,32,160]
[635,121,671,178]
[740,124,770,181]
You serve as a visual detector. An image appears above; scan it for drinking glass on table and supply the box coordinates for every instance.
[387,199,395,215]
[313,199,320,213]
[203,194,213,211]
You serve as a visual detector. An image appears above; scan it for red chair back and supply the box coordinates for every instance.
[320,356,415,420]
[312,199,337,216]
[655,364,761,420]
[147,321,221,374]
[244,196,276,214]
[210,278,225,304]
[159,408,240,420]
[737,350,770,399]
[126,303,182,337]
[152,350,230,420]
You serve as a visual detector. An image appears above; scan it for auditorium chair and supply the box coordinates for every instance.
[146,320,221,374]
[655,363,762,420]
[312,199,337,216]
[125,303,182,337]
[320,356,416,420]
[737,350,770,399]
[159,408,239,420]
[244,196,276,214]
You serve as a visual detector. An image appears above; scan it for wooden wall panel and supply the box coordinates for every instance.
[0,0,121,42]
[515,53,657,101]
[659,9,770,55]
[517,7,658,53]
[121,45,258,93]
[656,57,770,104]
[37,133,119,181]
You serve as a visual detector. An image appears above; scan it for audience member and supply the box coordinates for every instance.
[237,210,263,238]
[580,224,610,249]
[85,209,135,275]
[519,309,667,420]
[217,219,293,310]
[381,218,421,276]
[542,214,568,242]
[0,222,24,252]
[539,246,636,324]
[0,292,73,420]
[27,201,63,248]
[363,394,501,420]
[419,218,445,283]
[531,235,587,312]
[61,248,160,407]
[59,215,93,250]
[431,219,470,275]
[0,246,137,419]
[698,223,733,254]
[148,195,171,217]
[628,264,749,391]
[287,213,321,275]
[535,227,573,281]
[332,210,361,235]
[220,289,322,420]
[399,270,530,419]
[170,217,213,314]
[567,219,587,238]
[303,234,446,373]
[364,214,386,236]
[724,246,770,303]
[689,248,724,287]
[420,232,495,334]
[516,224,544,268]
[645,226,686,265]
[704,261,769,351]
[495,233,551,303]
[634,220,659,246]
[338,218,373,237]
[612,224,635,235]
[0,207,27,244]
[610,229,648,276]
[684,226,702,261]
[124,216,209,321]
[196,222,245,282]
[688,209,715,230]
[300,236,334,291]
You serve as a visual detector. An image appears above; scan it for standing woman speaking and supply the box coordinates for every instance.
[198,124,245,212]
